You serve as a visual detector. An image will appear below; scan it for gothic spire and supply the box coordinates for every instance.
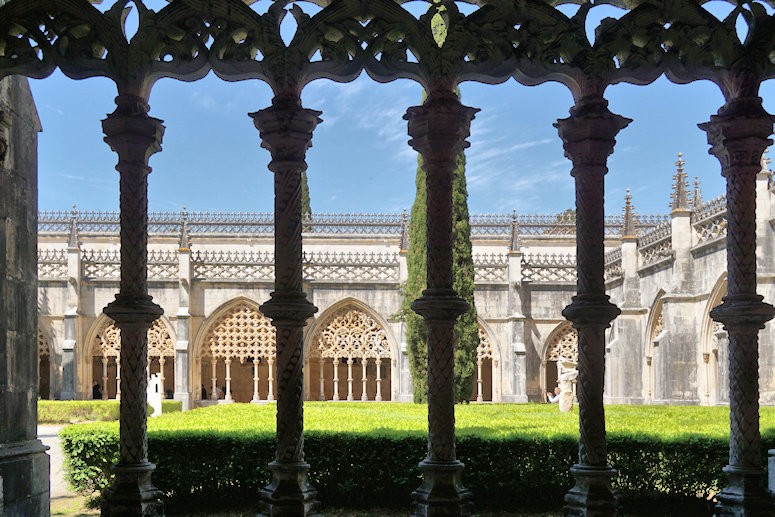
[692,176,703,209]
[622,189,636,238]
[670,152,689,211]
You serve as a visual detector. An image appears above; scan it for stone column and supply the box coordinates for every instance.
[252,97,321,516]
[61,211,81,400]
[0,77,49,516]
[405,90,478,516]
[700,96,775,515]
[554,96,629,515]
[174,232,192,410]
[507,242,528,403]
[100,94,165,517]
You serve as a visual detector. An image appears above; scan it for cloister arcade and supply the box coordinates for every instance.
[3,0,775,516]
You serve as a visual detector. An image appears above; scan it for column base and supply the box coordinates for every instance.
[715,466,775,516]
[101,462,164,517]
[564,465,620,517]
[411,459,473,516]
[0,440,49,517]
[260,461,320,516]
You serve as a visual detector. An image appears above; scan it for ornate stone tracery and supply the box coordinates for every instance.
[2,0,775,514]
[547,325,579,365]
[37,328,50,358]
[204,303,276,361]
[315,307,391,361]
[93,319,174,361]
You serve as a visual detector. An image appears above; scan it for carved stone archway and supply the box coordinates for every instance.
[91,319,175,400]
[198,301,276,403]
[701,276,728,406]
[37,328,51,400]
[543,324,578,397]
[644,295,665,404]
[308,304,393,402]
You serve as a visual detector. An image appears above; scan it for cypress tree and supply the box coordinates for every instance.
[404,154,429,402]
[301,170,311,218]
[404,112,479,404]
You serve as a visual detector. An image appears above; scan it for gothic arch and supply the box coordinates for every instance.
[193,297,276,403]
[305,298,398,402]
[644,290,666,403]
[37,327,51,399]
[541,322,578,397]
[701,275,728,405]
[82,315,176,400]
[473,319,501,402]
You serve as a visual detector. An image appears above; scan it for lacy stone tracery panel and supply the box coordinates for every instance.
[203,303,276,361]
[547,325,578,364]
[314,307,391,360]
[94,319,174,360]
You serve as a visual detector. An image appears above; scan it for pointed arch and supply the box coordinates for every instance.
[701,274,728,405]
[37,327,51,399]
[193,297,275,403]
[306,298,398,402]
[82,315,176,400]
[541,322,578,396]
[643,290,666,403]
[473,319,501,402]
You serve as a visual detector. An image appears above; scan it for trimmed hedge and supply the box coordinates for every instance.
[60,403,775,513]
[39,399,182,423]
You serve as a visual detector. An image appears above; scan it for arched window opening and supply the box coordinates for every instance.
[200,303,276,403]
[545,325,578,395]
[646,304,665,403]
[310,306,392,401]
[92,319,175,400]
[38,329,51,400]
[472,326,494,402]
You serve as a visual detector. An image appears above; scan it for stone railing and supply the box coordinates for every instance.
[473,253,509,283]
[604,248,623,282]
[691,195,727,246]
[39,210,667,241]
[191,250,274,280]
[521,253,577,284]
[303,251,399,282]
[38,249,67,279]
[638,221,672,268]
[81,249,179,280]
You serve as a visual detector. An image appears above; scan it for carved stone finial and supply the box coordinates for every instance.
[670,152,690,211]
[68,204,79,249]
[399,208,409,251]
[509,210,520,252]
[622,189,636,238]
[692,177,703,209]
[179,208,190,251]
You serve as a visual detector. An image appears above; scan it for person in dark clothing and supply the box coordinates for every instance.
[92,382,102,400]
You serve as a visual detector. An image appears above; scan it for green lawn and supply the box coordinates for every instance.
[132,401,774,440]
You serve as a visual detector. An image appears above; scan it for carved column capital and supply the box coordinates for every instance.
[102,95,164,169]
[699,97,775,178]
[554,97,631,171]
[405,92,479,166]
[250,102,322,175]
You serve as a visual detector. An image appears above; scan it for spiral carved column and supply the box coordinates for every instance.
[252,96,321,516]
[555,97,629,517]
[406,90,478,516]
[100,95,165,517]
[700,97,775,517]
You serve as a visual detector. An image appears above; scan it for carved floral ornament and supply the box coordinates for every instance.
[476,325,493,361]
[93,319,175,359]
[38,328,50,357]
[0,1,772,98]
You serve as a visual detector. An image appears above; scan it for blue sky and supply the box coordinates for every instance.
[29,2,775,218]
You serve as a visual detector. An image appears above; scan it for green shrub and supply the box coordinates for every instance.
[59,403,775,513]
[39,400,182,423]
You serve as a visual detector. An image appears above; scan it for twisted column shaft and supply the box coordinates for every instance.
[700,97,775,516]
[555,97,629,517]
[101,94,165,517]
[406,90,478,516]
[252,97,321,516]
